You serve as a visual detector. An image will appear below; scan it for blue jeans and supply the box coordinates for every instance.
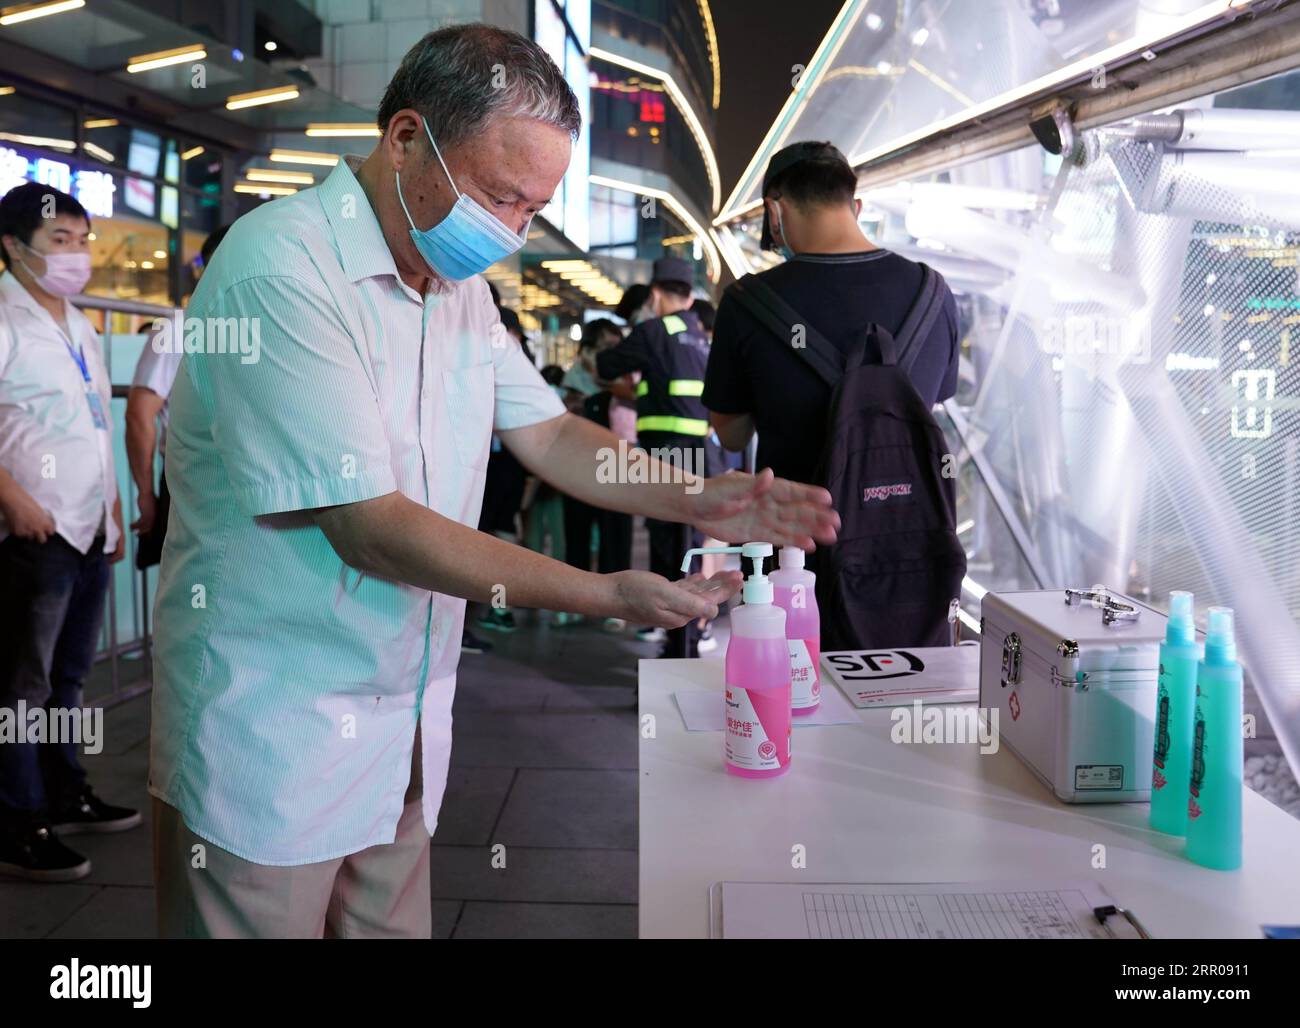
[0,533,109,822]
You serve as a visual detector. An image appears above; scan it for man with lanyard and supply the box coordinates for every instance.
[596,256,714,658]
[0,182,139,883]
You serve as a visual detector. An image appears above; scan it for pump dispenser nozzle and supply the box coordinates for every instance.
[680,542,774,604]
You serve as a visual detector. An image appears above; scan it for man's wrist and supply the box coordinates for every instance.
[588,570,626,620]
[675,478,703,524]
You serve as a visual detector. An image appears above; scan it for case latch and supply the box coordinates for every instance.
[1001,632,1022,687]
[1064,587,1140,626]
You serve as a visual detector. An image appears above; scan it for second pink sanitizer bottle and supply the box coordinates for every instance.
[771,546,820,715]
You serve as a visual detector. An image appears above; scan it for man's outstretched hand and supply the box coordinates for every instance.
[687,469,839,551]
[608,569,743,629]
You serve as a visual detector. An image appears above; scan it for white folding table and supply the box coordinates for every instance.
[639,657,1300,939]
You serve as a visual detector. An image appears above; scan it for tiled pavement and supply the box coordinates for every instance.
[0,608,672,940]
[7,571,1294,939]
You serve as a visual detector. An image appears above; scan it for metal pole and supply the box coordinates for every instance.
[677,521,692,659]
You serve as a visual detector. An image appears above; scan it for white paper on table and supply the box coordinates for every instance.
[822,644,980,709]
[673,681,859,732]
[711,879,1144,939]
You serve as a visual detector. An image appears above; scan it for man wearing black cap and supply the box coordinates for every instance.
[597,256,712,657]
[703,141,959,485]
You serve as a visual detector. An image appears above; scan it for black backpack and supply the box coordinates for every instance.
[730,265,966,650]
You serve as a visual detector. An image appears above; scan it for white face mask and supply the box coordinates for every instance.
[17,240,92,297]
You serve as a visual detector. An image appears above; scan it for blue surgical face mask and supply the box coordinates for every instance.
[771,201,795,261]
[395,117,528,281]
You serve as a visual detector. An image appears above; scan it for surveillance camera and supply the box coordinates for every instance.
[1030,103,1080,161]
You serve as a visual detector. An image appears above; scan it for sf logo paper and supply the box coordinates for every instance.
[824,650,926,681]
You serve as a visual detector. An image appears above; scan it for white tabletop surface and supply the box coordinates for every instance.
[638,657,1300,939]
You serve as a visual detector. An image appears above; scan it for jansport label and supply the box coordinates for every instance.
[725,685,789,770]
[789,638,821,709]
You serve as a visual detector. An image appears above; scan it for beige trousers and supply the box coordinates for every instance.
[152,731,431,939]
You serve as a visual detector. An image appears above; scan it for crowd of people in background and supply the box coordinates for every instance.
[466,267,730,659]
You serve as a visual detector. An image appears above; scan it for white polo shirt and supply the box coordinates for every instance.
[0,270,119,555]
[149,156,565,865]
[130,336,182,454]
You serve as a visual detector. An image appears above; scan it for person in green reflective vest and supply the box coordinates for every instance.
[597,256,714,657]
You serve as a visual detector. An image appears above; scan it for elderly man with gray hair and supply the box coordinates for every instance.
[148,24,838,938]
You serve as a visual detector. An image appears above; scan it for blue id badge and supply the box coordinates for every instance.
[86,388,110,430]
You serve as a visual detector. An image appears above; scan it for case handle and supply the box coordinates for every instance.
[1064,587,1140,626]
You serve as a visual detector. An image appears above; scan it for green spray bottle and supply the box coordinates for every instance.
[1185,607,1243,870]
[1149,591,1200,835]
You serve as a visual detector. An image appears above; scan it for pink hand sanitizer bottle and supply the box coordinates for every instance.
[682,542,791,778]
[771,546,820,715]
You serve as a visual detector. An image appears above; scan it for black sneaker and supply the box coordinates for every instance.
[0,823,92,882]
[49,787,142,835]
[461,629,493,654]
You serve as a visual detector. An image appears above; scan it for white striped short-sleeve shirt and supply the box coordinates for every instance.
[148,156,564,865]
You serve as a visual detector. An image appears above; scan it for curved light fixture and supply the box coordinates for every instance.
[127,45,207,73]
[269,148,340,166]
[245,168,314,185]
[587,46,721,214]
[305,123,380,137]
[83,141,115,163]
[588,173,721,282]
[696,0,721,110]
[226,85,299,110]
[234,181,297,196]
[0,130,73,150]
[0,0,84,26]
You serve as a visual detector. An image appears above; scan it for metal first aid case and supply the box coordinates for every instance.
[980,588,1165,804]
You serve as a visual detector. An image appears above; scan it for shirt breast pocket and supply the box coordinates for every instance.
[441,362,495,471]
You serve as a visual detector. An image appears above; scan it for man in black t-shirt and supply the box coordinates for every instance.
[703,141,960,486]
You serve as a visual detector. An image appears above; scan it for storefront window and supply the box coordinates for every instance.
[82,111,131,168]
[1,85,232,305]
[86,214,171,305]
[182,144,223,193]
[0,85,77,155]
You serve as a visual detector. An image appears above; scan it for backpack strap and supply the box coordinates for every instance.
[730,274,842,389]
[893,264,948,376]
[731,263,948,383]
